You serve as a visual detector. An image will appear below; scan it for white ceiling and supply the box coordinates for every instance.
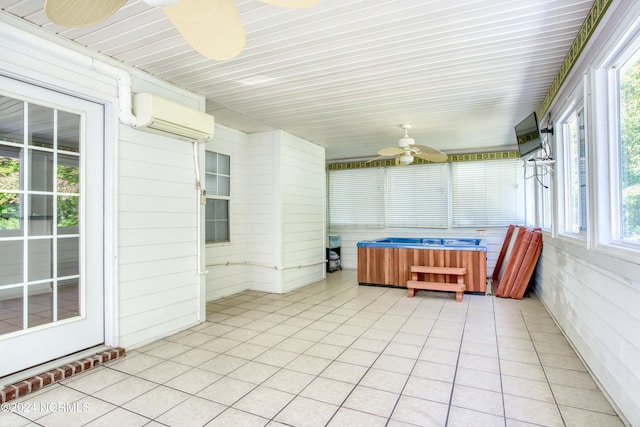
[0,0,594,161]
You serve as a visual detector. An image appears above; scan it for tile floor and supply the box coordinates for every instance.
[0,269,626,427]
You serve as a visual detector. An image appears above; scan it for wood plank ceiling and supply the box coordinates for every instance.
[0,0,595,161]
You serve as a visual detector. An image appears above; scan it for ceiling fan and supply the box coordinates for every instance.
[44,0,321,61]
[369,124,448,166]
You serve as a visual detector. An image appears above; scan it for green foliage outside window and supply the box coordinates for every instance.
[620,57,640,242]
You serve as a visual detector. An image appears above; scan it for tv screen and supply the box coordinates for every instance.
[514,112,543,157]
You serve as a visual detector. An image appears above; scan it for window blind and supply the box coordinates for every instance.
[451,159,525,227]
[387,164,448,227]
[329,168,384,227]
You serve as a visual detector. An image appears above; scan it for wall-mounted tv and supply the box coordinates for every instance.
[514,112,544,157]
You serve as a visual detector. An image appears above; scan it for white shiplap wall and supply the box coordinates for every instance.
[534,240,640,426]
[280,132,326,293]
[117,127,201,348]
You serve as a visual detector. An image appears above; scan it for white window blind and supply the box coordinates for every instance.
[387,164,448,227]
[329,168,384,227]
[452,159,525,227]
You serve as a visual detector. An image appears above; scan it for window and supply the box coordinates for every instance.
[451,160,525,227]
[328,158,525,229]
[616,49,640,244]
[562,106,587,235]
[328,168,384,227]
[387,164,448,228]
[204,151,230,244]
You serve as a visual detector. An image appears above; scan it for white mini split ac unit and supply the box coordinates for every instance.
[132,92,214,142]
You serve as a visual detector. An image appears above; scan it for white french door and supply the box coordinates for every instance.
[0,76,104,377]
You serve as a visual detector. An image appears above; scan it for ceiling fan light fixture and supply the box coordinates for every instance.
[399,152,414,165]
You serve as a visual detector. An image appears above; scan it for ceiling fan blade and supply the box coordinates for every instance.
[163,0,246,61]
[257,0,322,9]
[414,151,448,162]
[44,0,127,27]
[378,147,405,156]
[412,144,448,162]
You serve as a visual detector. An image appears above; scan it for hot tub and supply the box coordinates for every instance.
[356,237,487,293]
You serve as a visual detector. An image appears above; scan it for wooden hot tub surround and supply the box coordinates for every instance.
[357,238,487,293]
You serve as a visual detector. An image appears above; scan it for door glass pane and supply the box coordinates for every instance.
[57,237,79,277]
[57,154,79,193]
[0,145,22,190]
[57,195,79,234]
[57,110,80,153]
[28,104,54,149]
[29,194,53,236]
[0,193,21,236]
[0,241,23,286]
[0,287,23,334]
[28,239,53,281]
[0,96,24,143]
[28,283,53,328]
[57,279,79,320]
[29,150,53,192]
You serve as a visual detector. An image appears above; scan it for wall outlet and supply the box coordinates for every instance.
[475,229,488,237]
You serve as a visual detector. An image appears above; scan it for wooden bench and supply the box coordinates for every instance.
[407,266,467,302]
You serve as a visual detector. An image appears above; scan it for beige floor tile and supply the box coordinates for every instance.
[403,376,452,404]
[205,408,268,427]
[196,376,256,406]
[369,354,414,375]
[199,353,248,375]
[350,337,388,353]
[455,367,502,392]
[411,360,456,383]
[304,342,346,359]
[343,385,399,418]
[550,383,616,414]
[222,327,261,342]
[383,342,422,359]
[144,341,193,359]
[299,377,354,406]
[164,368,222,394]
[84,407,150,427]
[499,346,541,364]
[320,332,358,347]
[156,396,225,427]
[122,385,190,419]
[228,360,280,384]
[105,352,165,375]
[232,385,295,419]
[92,376,157,406]
[225,342,270,360]
[502,375,554,402]
[504,394,564,427]
[335,348,379,367]
[136,359,191,383]
[390,395,449,426]
[247,331,287,347]
[171,347,218,367]
[425,336,461,352]
[35,396,116,427]
[500,359,546,381]
[286,354,332,375]
[559,405,626,427]
[458,353,500,373]
[544,366,598,390]
[418,347,459,366]
[61,367,129,395]
[360,368,409,393]
[172,331,214,347]
[262,368,316,394]
[252,347,300,367]
[199,336,242,353]
[451,384,504,416]
[448,406,505,427]
[320,360,369,384]
[327,407,387,427]
[275,396,338,427]
[538,352,587,371]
